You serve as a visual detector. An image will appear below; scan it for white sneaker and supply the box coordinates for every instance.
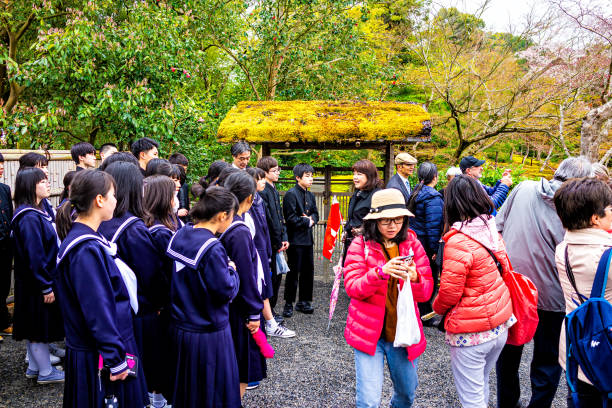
[266,324,296,338]
[25,354,61,365]
[49,344,66,358]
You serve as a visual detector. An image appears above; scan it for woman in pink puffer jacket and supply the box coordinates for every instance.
[343,188,433,408]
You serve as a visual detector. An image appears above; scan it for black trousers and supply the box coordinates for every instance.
[0,241,12,330]
[284,245,314,304]
[268,253,283,310]
[496,309,565,408]
[567,380,612,408]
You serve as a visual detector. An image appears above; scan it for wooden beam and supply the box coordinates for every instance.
[384,143,394,186]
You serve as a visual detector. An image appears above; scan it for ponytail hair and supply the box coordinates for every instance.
[223,171,256,204]
[190,186,238,223]
[56,170,115,240]
[407,161,438,213]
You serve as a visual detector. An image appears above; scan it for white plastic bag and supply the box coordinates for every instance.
[393,282,421,347]
[276,252,290,275]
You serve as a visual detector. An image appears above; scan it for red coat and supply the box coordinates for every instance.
[432,229,513,334]
[343,231,433,360]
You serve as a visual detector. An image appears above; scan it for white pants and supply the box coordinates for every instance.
[449,330,508,408]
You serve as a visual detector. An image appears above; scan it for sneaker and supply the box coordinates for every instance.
[25,368,39,379]
[266,324,296,338]
[282,303,293,318]
[37,367,65,384]
[49,344,66,358]
[272,312,284,325]
[245,382,259,390]
[25,354,61,365]
[1,326,12,336]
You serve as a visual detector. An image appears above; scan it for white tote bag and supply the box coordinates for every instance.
[393,281,421,347]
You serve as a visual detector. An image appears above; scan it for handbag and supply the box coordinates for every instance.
[483,246,539,346]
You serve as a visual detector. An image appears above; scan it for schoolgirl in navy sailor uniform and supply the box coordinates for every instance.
[11,167,64,383]
[166,186,241,408]
[55,170,147,407]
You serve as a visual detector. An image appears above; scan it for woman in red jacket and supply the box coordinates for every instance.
[343,188,433,408]
[433,175,514,408]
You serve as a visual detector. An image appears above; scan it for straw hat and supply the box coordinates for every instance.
[395,152,417,165]
[363,189,414,220]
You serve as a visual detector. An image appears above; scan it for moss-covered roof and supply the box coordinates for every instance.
[217,100,432,144]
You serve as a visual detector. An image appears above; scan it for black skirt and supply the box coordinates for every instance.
[62,338,148,408]
[169,323,241,408]
[13,279,64,342]
[228,305,267,384]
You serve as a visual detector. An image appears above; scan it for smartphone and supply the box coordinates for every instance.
[397,255,414,262]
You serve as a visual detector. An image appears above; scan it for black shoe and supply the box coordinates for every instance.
[273,312,285,325]
[282,303,293,318]
[295,301,314,314]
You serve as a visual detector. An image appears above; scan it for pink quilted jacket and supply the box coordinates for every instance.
[343,231,433,360]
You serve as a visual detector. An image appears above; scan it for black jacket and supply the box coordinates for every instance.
[260,182,287,251]
[345,188,380,241]
[282,184,319,246]
[0,183,12,241]
[178,182,190,211]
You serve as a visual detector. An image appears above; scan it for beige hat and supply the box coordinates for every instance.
[395,152,417,165]
[363,189,414,220]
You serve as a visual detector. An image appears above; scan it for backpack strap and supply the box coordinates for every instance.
[590,247,612,299]
[110,216,139,244]
[564,245,588,305]
[564,314,581,407]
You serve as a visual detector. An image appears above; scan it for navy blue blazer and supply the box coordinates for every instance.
[220,215,264,320]
[99,212,164,314]
[0,183,12,240]
[167,226,239,332]
[386,173,411,204]
[56,222,133,373]
[409,185,444,254]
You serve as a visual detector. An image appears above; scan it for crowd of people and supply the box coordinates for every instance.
[0,139,610,408]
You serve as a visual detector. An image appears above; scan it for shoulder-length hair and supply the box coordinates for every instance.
[143,175,178,231]
[352,159,383,192]
[362,216,411,246]
[443,175,493,231]
[14,167,47,209]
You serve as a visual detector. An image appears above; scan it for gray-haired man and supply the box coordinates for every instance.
[495,156,593,408]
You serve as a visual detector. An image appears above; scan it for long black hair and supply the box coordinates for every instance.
[103,161,145,218]
[56,170,116,240]
[14,167,47,209]
[443,174,493,232]
[407,161,438,213]
[99,151,139,171]
[143,175,178,231]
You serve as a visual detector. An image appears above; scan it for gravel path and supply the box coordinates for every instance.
[0,277,567,407]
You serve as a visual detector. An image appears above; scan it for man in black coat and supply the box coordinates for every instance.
[385,152,417,204]
[257,157,289,316]
[0,153,13,338]
[282,163,319,317]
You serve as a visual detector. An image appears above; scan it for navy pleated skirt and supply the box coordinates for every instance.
[133,310,171,395]
[228,305,267,384]
[62,337,148,408]
[13,280,64,343]
[170,323,241,408]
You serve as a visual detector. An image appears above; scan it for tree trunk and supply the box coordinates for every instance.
[580,99,612,162]
[509,146,514,162]
[540,143,555,172]
[521,143,530,164]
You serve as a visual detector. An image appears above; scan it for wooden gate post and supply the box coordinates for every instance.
[384,143,394,186]
[261,143,271,157]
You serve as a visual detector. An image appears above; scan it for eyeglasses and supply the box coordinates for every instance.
[377,217,405,226]
[270,168,281,173]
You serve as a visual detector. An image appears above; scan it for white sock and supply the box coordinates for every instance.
[152,392,166,407]
[26,342,38,371]
[266,318,278,330]
[30,342,52,376]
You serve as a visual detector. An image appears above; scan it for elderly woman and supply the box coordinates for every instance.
[553,177,612,407]
[343,159,382,262]
[433,175,514,408]
[343,189,433,408]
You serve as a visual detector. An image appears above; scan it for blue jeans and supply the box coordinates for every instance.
[354,339,419,408]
